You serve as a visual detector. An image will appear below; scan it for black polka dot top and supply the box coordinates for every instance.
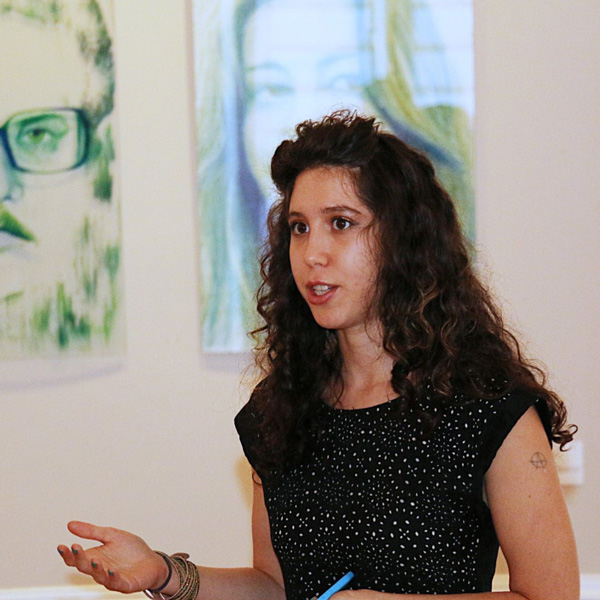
[235,391,552,600]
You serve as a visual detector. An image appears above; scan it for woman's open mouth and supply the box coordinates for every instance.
[307,282,338,305]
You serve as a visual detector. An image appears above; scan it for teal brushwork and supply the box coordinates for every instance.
[193,0,475,352]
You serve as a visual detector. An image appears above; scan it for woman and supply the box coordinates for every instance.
[58,112,578,599]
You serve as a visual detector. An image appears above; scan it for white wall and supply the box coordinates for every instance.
[474,0,600,574]
[1,0,598,591]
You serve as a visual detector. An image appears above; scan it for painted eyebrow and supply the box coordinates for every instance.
[288,205,364,220]
[318,49,371,71]
[245,63,287,74]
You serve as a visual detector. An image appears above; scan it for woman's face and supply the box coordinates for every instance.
[242,0,374,202]
[288,166,380,334]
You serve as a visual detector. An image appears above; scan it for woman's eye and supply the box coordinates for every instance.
[332,217,351,230]
[290,222,308,235]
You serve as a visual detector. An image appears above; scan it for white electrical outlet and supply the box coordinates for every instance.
[554,440,584,486]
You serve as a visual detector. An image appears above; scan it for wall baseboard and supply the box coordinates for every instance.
[0,587,139,600]
[2,576,600,600]
[493,573,600,598]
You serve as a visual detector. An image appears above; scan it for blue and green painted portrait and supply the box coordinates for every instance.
[194,0,474,352]
[0,0,123,357]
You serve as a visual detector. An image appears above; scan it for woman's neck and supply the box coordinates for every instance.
[334,324,396,410]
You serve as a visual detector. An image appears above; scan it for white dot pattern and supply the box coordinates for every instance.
[236,391,548,599]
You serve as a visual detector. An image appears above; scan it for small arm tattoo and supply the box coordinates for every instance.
[530,451,548,469]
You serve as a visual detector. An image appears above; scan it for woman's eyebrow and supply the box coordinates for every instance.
[322,205,363,215]
[287,205,364,220]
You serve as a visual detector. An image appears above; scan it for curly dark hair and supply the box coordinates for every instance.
[250,110,575,477]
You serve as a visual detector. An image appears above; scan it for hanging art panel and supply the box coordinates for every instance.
[0,0,124,358]
[193,0,474,352]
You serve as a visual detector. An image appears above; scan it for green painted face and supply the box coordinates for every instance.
[0,1,121,356]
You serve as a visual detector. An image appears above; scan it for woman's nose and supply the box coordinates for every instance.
[304,230,330,267]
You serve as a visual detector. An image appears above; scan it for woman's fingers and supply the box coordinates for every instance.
[103,569,122,592]
[67,521,116,544]
[69,543,96,576]
[57,543,93,569]
[65,542,109,579]
[86,561,129,594]
[58,522,161,593]
[57,544,75,566]
[57,543,125,591]
[88,557,118,589]
[56,543,88,569]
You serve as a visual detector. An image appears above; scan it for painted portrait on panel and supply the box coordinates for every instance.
[193,0,474,352]
[0,0,123,357]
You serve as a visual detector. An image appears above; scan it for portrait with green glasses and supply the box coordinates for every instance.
[0,0,123,357]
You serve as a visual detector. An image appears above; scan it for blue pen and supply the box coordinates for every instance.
[310,571,355,600]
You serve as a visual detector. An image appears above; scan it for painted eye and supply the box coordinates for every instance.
[332,217,352,230]
[252,83,293,101]
[290,221,308,235]
[22,127,52,144]
[14,115,69,153]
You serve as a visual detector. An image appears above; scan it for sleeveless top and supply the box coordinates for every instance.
[235,391,552,600]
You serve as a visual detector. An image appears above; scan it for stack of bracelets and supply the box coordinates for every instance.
[144,551,200,600]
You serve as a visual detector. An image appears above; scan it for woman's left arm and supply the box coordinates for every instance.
[481,405,579,600]
[335,406,579,600]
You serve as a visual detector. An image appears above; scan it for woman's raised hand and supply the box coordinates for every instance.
[57,521,169,594]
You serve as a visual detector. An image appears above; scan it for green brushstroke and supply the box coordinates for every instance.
[31,299,51,335]
[55,284,92,348]
[1,291,23,305]
[104,244,119,280]
[91,125,114,200]
[0,209,36,241]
